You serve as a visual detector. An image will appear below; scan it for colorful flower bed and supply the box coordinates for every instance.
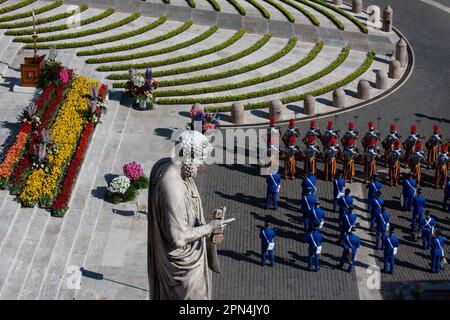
[0,67,107,216]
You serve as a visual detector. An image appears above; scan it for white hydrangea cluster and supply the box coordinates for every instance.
[128,68,145,87]
[108,175,131,194]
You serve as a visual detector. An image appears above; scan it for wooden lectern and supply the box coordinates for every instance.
[20,55,45,87]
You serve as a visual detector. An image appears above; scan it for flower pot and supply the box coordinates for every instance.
[138,97,147,110]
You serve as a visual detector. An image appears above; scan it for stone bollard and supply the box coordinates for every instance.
[357,79,370,100]
[376,70,388,89]
[333,88,346,108]
[388,59,401,79]
[382,5,393,32]
[231,102,244,124]
[333,0,343,5]
[395,38,407,67]
[304,95,316,115]
[269,100,283,121]
[352,0,363,14]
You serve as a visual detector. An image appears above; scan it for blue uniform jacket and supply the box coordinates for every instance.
[309,207,325,226]
[302,194,317,214]
[367,180,382,199]
[431,236,445,257]
[307,230,322,253]
[260,227,276,246]
[412,195,426,215]
[403,178,417,197]
[420,217,435,234]
[333,178,345,198]
[266,173,281,193]
[341,212,357,232]
[339,195,353,213]
[302,175,317,195]
[376,210,390,232]
[383,235,399,255]
[370,197,385,215]
[343,233,360,255]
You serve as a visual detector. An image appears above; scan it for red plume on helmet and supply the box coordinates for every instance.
[394,139,401,148]
[310,120,315,129]
[327,120,333,129]
[307,135,315,144]
[289,119,295,129]
[348,122,355,130]
[415,142,422,150]
[289,135,295,146]
[330,136,336,144]
[410,124,417,134]
[368,120,374,129]
[433,124,439,133]
[269,116,275,127]
[441,144,448,152]
[370,138,376,146]
[390,124,396,132]
[348,138,355,146]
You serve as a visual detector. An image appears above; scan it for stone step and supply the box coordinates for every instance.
[0,197,21,247]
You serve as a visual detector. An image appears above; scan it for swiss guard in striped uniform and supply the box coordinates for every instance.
[281,119,300,148]
[387,139,403,186]
[304,136,320,177]
[283,135,299,180]
[302,120,321,146]
[324,136,340,181]
[435,144,449,189]
[361,120,380,153]
[342,138,358,183]
[426,124,443,169]
[341,122,359,149]
[403,124,420,168]
[410,141,425,186]
[363,138,381,184]
[321,120,339,153]
[382,123,400,166]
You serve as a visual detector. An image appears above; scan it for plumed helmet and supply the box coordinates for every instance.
[410,124,417,134]
[327,120,333,129]
[415,141,422,150]
[368,120,374,129]
[289,135,296,146]
[433,124,439,133]
[310,120,315,129]
[330,136,336,144]
[349,122,355,130]
[289,118,295,129]
[348,138,355,146]
[307,135,315,144]
[394,139,401,148]
[370,138,376,146]
[269,116,276,127]
[441,144,448,152]
[390,123,396,132]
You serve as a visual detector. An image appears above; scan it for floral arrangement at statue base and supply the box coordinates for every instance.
[0,57,108,217]
[125,68,158,110]
[107,161,149,204]
[187,104,220,134]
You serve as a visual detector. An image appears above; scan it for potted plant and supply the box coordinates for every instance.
[125,68,158,110]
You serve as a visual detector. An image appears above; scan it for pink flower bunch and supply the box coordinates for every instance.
[123,161,143,181]
[59,68,69,84]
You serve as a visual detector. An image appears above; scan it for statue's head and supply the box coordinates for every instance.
[177,130,211,178]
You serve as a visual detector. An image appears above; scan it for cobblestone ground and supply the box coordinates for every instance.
[196,156,449,299]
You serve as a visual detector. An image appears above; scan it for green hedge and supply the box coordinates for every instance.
[0,0,36,16]
[97,29,246,72]
[155,40,323,97]
[86,23,217,64]
[0,0,62,23]
[204,49,375,112]
[280,0,319,26]
[109,34,271,81]
[156,46,349,105]
[262,0,295,22]
[185,0,196,8]
[0,0,7,4]
[0,4,88,29]
[16,11,139,43]
[162,0,170,3]
[6,7,114,36]
[310,0,368,33]
[77,19,190,56]
[207,0,221,11]
[293,0,344,30]
[245,0,270,19]
[226,0,246,15]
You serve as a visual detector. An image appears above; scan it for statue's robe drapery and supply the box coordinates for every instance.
[148,158,215,300]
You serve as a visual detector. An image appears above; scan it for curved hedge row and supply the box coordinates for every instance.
[0,0,36,16]
[293,0,344,30]
[207,0,221,11]
[204,50,375,112]
[108,34,271,81]
[97,29,247,72]
[155,40,323,97]
[185,0,196,8]
[280,0,319,26]
[156,46,349,105]
[16,11,139,43]
[0,4,88,29]
[245,0,270,19]
[310,0,368,33]
[262,0,295,22]
[0,0,62,23]
[163,0,170,4]
[77,19,191,56]
[86,24,218,64]
[225,0,246,15]
[6,7,114,36]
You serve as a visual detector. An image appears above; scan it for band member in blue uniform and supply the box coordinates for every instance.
[309,200,325,230]
[339,226,360,273]
[376,204,390,250]
[420,211,435,250]
[431,228,445,273]
[369,191,385,232]
[265,171,281,210]
[338,188,353,222]
[260,222,276,267]
[411,188,426,232]
[339,205,357,244]
[301,187,317,232]
[366,174,382,214]
[302,170,317,196]
[402,173,417,211]
[383,226,399,274]
[306,223,322,272]
[333,173,346,213]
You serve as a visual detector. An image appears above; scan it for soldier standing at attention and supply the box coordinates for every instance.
[302,170,317,196]
[321,120,339,153]
[338,188,353,222]
[361,120,380,153]
[260,221,276,267]
[402,173,417,212]
[366,174,382,214]
[387,139,403,186]
[376,204,390,250]
[403,124,420,168]
[425,124,443,169]
[411,188,426,232]
[430,228,445,273]
[382,123,400,166]
[338,205,357,244]
[309,200,325,230]
[435,144,449,189]
[369,191,385,232]
[301,187,317,232]
[341,122,359,149]
[420,210,435,250]
[323,136,340,181]
[306,223,323,272]
[265,171,281,210]
[410,141,425,186]
[333,173,346,212]
[339,226,361,273]
[342,138,358,183]
[383,226,399,274]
